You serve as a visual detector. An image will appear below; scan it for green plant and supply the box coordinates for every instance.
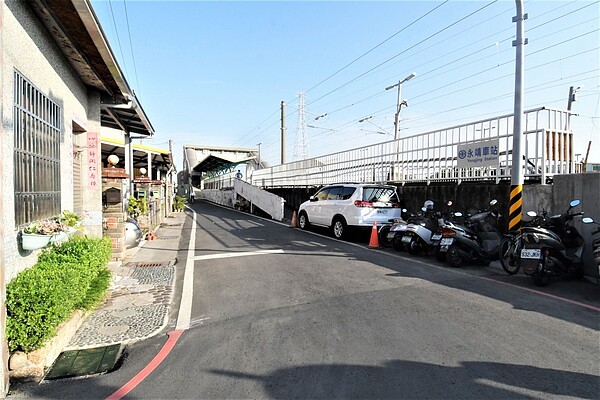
[127,196,148,218]
[174,195,187,211]
[6,236,112,352]
[22,218,67,235]
[59,210,81,227]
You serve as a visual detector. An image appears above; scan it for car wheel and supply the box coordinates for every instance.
[298,211,310,230]
[332,217,347,240]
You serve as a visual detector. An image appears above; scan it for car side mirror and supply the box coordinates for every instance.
[309,196,318,202]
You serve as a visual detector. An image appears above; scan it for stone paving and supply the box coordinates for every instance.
[66,263,175,350]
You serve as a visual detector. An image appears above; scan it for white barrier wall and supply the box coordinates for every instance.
[199,182,285,221]
[234,179,285,221]
[198,188,235,208]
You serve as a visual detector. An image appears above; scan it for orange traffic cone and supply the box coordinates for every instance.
[290,211,298,228]
[368,221,379,248]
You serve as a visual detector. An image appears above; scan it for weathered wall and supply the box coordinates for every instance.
[199,188,235,208]
[552,173,600,278]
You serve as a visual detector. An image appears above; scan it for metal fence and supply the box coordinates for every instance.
[207,107,578,189]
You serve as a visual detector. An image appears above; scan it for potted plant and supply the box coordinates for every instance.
[59,210,82,234]
[21,218,68,250]
[174,195,187,212]
[127,196,148,219]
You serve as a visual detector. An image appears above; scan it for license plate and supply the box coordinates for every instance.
[521,248,541,259]
[401,235,412,243]
[431,234,442,241]
[440,238,454,246]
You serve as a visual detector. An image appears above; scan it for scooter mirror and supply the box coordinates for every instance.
[402,208,407,213]
[421,207,427,212]
[454,212,463,217]
[489,199,498,207]
[569,199,581,208]
[582,217,594,224]
[527,211,537,217]
[447,201,453,206]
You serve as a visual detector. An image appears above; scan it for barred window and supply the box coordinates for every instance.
[14,71,62,227]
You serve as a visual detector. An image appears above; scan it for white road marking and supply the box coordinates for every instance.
[194,249,284,261]
[176,208,197,330]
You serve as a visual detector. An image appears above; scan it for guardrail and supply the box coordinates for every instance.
[207,107,578,189]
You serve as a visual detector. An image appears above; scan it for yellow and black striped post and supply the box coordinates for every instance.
[509,184,523,232]
[509,1,527,232]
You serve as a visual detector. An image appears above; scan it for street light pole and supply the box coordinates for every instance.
[386,72,416,181]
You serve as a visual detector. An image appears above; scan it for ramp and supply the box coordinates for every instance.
[234,179,285,221]
[198,181,285,221]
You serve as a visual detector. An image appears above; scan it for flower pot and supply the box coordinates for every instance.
[21,232,51,250]
[49,231,68,244]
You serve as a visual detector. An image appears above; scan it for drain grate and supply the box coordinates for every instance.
[125,261,172,268]
[45,344,123,380]
[158,235,179,240]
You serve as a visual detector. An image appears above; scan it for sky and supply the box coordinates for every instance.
[90,0,600,171]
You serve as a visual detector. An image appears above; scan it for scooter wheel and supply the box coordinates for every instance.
[446,245,463,268]
[379,225,392,248]
[407,237,420,255]
[531,270,550,287]
[499,237,520,275]
[434,246,446,262]
[392,237,404,251]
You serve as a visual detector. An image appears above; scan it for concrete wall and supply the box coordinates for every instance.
[199,188,235,208]
[1,0,103,281]
[552,173,600,278]
[234,179,285,221]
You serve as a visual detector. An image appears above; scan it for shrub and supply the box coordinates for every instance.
[174,195,187,211]
[6,236,112,352]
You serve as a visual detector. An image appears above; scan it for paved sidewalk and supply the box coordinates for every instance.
[65,211,188,350]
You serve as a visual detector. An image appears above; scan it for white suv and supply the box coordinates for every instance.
[297,183,402,239]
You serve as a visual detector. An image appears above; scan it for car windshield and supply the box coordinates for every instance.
[362,187,396,203]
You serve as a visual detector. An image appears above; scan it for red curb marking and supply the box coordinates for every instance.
[106,330,184,400]
[479,276,600,312]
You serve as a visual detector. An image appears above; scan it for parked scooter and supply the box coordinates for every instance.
[401,200,451,256]
[435,199,503,267]
[499,209,549,275]
[378,212,406,248]
[385,209,412,250]
[519,199,593,286]
[431,201,464,261]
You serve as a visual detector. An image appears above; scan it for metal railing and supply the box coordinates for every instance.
[206,107,578,189]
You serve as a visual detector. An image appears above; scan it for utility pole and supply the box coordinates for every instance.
[508,0,527,233]
[386,72,416,181]
[281,101,286,165]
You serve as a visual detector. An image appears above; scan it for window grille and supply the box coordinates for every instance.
[13,71,62,227]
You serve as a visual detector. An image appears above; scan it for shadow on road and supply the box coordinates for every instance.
[209,359,599,399]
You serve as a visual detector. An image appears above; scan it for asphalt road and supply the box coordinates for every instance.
[14,201,600,399]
